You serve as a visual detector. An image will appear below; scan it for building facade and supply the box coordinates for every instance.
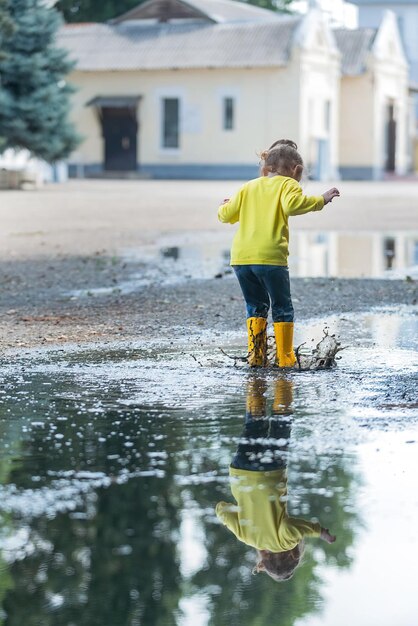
[59,0,410,180]
[336,11,409,179]
[351,0,418,84]
[351,0,418,169]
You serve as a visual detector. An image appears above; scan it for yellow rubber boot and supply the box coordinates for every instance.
[246,377,267,418]
[246,317,268,367]
[274,322,297,368]
[272,379,294,415]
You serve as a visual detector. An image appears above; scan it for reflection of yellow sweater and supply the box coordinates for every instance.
[216,467,321,552]
[218,176,324,266]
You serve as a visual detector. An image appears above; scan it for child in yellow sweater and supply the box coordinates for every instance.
[216,377,336,581]
[218,141,340,367]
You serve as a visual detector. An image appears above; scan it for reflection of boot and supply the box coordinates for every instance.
[272,378,293,416]
[269,378,293,464]
[246,377,268,419]
[247,317,267,367]
[274,322,296,368]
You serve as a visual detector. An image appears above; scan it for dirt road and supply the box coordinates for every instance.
[0,180,417,350]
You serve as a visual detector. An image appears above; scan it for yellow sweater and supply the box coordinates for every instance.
[218,175,324,266]
[216,467,321,552]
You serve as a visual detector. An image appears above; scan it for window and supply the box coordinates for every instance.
[223,97,234,131]
[162,98,180,148]
[383,237,396,270]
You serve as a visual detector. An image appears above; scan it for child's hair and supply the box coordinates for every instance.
[268,139,298,151]
[253,544,304,582]
[259,139,304,178]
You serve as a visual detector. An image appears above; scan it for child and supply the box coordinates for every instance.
[218,141,340,367]
[216,377,336,582]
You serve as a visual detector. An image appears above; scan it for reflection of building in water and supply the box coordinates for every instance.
[157,230,418,280]
[291,230,418,277]
[159,241,231,278]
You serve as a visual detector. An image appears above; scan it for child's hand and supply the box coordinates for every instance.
[322,188,340,205]
[320,527,336,543]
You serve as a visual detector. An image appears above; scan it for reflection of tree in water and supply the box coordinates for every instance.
[0,373,185,626]
[0,468,15,625]
[2,480,182,626]
[0,368,363,626]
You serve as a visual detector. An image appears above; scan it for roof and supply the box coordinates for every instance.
[87,95,142,107]
[59,18,301,71]
[113,0,282,24]
[333,27,377,75]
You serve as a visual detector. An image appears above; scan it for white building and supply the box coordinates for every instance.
[351,0,418,168]
[336,11,410,178]
[59,0,341,180]
[54,0,410,180]
[351,0,418,84]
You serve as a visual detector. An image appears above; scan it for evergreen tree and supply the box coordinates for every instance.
[56,0,295,23]
[55,0,145,23]
[0,0,80,162]
[0,0,14,59]
[0,0,14,149]
[243,0,294,12]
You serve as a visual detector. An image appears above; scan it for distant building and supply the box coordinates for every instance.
[351,0,418,168]
[351,0,418,84]
[335,11,409,179]
[58,0,410,180]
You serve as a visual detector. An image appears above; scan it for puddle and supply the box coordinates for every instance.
[66,230,418,299]
[0,310,417,625]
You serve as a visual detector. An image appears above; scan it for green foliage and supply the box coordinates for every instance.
[0,0,14,50]
[55,0,295,22]
[241,0,295,12]
[0,0,80,162]
[55,0,145,23]
[0,0,14,150]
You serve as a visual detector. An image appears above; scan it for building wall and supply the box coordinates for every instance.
[371,57,410,176]
[354,1,418,146]
[65,13,407,180]
[298,47,341,179]
[68,66,303,178]
[339,74,375,178]
[339,28,409,179]
[339,65,409,179]
[67,18,341,181]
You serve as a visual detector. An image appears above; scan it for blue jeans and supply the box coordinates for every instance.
[233,265,294,323]
[230,415,291,472]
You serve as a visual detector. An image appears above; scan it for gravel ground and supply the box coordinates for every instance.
[0,251,416,350]
[1,180,417,351]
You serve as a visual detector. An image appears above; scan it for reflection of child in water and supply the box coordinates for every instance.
[216,378,336,582]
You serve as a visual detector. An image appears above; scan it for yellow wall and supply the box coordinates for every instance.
[67,49,340,173]
[339,18,410,177]
[68,66,302,167]
[339,74,375,167]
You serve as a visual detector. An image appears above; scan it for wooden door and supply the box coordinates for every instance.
[102,107,137,171]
